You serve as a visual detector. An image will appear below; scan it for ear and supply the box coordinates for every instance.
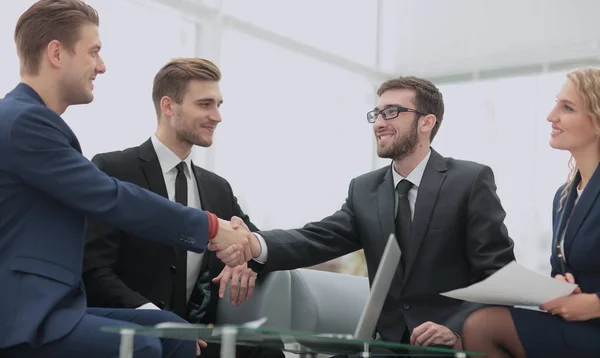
[46,40,64,69]
[419,114,437,134]
[160,96,175,118]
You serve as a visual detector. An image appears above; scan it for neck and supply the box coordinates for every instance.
[393,142,430,177]
[21,75,68,115]
[572,146,600,190]
[155,126,193,161]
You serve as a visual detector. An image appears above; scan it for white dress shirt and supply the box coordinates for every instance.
[253,150,432,263]
[137,135,205,310]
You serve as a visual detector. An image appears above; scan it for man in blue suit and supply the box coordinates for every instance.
[0,1,252,357]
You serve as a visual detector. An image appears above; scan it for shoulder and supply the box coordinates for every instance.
[91,146,140,173]
[192,165,233,191]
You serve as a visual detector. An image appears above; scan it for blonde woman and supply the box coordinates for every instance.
[461,67,600,358]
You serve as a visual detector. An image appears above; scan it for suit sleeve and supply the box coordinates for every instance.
[82,154,150,309]
[444,165,516,335]
[6,107,209,252]
[257,178,363,272]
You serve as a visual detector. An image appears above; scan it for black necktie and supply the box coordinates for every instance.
[395,179,413,263]
[173,162,188,317]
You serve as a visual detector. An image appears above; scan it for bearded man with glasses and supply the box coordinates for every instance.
[214,76,516,355]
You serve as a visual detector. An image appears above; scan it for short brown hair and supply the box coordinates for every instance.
[15,0,99,76]
[377,76,445,141]
[152,58,222,116]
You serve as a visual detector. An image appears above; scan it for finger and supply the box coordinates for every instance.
[422,331,442,347]
[212,270,224,283]
[565,273,576,284]
[410,322,431,345]
[540,297,562,311]
[198,339,208,348]
[414,327,436,346]
[219,270,232,298]
[196,342,201,356]
[554,274,566,281]
[230,216,243,229]
[215,245,237,260]
[237,272,249,305]
[207,242,221,251]
[573,286,582,294]
[246,274,256,300]
[230,272,241,304]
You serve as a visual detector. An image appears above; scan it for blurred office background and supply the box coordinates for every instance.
[2,0,599,277]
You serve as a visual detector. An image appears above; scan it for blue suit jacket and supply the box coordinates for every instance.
[0,83,210,348]
[551,164,600,298]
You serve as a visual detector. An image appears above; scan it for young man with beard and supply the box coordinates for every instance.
[83,57,284,358]
[214,76,516,352]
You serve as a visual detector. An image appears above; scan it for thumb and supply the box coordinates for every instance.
[230,216,249,231]
[212,271,223,283]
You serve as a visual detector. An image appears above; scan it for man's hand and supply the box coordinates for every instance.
[554,272,582,294]
[230,216,262,258]
[410,322,459,347]
[196,339,207,356]
[212,263,257,305]
[207,218,252,267]
[540,293,600,321]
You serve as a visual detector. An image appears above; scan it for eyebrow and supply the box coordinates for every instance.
[557,98,577,107]
[195,98,223,105]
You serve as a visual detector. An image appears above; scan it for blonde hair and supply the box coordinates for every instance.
[558,67,600,209]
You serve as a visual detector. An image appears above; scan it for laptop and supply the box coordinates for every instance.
[298,233,401,353]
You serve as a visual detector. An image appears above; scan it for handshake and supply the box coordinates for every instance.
[207,216,262,267]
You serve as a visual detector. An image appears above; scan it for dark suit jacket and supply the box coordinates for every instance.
[82,139,258,324]
[253,149,515,341]
[0,84,210,349]
[551,166,600,299]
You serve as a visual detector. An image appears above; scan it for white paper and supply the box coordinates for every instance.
[440,261,578,306]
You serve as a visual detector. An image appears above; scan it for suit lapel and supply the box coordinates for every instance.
[564,165,600,258]
[403,150,447,285]
[377,167,396,246]
[139,139,169,199]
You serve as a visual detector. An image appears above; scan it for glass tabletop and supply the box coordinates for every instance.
[101,323,485,357]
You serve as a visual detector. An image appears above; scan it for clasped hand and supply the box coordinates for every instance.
[207,217,260,267]
[539,273,600,321]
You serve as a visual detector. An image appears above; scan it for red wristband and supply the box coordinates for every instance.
[207,211,219,240]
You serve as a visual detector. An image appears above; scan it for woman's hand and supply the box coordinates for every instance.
[540,293,600,321]
[554,273,582,294]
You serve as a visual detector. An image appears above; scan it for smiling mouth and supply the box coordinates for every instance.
[378,134,394,141]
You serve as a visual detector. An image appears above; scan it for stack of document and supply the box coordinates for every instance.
[441,261,578,306]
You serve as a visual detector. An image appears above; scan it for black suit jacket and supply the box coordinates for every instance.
[83,139,257,323]
[253,149,515,341]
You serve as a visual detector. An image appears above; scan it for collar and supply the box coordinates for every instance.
[151,134,193,174]
[392,149,431,189]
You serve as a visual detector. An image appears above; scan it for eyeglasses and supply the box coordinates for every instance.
[366,105,426,123]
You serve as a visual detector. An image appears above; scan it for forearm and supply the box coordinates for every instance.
[83,267,150,308]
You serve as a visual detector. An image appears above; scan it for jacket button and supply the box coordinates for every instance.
[157,301,165,309]
[170,265,176,273]
[402,302,410,310]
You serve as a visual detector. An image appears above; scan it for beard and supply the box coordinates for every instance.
[173,113,212,148]
[376,117,419,161]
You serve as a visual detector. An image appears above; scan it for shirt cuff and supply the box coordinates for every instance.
[137,302,161,310]
[252,232,268,263]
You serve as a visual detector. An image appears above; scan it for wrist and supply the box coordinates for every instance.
[249,233,262,258]
[206,211,218,240]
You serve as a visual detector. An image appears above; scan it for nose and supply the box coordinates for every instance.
[96,55,106,74]
[210,109,222,123]
[373,112,386,130]
[547,105,558,123]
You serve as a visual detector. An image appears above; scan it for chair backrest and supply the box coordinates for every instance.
[215,270,293,330]
[289,268,370,334]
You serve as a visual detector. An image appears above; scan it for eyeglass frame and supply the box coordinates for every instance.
[366,105,427,123]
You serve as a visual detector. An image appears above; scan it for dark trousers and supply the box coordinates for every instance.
[2,307,195,358]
